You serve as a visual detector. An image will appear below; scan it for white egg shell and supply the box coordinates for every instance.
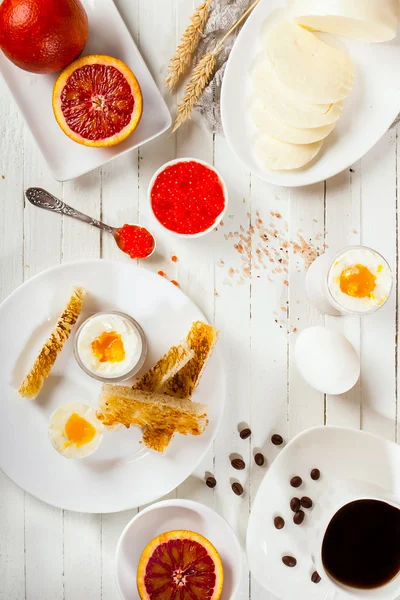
[295,327,360,394]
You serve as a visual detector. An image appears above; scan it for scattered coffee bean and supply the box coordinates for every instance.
[282,556,297,568]
[206,476,217,489]
[293,510,305,525]
[232,482,244,496]
[231,458,246,470]
[290,497,301,512]
[254,453,265,466]
[274,516,285,530]
[240,428,251,440]
[310,469,320,481]
[271,434,283,446]
[301,496,313,509]
[311,571,321,584]
[290,476,302,488]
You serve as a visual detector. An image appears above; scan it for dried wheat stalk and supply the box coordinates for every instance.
[166,0,211,92]
[172,52,216,133]
[171,0,260,133]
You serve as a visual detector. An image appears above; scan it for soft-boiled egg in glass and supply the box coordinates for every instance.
[74,311,147,382]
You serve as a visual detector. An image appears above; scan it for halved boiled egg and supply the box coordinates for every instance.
[49,403,104,459]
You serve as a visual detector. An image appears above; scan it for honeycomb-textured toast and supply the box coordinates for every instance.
[18,287,86,399]
[97,384,208,452]
[163,321,219,399]
[133,341,194,393]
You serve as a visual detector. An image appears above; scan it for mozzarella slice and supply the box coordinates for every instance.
[289,0,398,43]
[252,98,336,144]
[252,60,343,128]
[266,21,355,103]
[255,134,323,171]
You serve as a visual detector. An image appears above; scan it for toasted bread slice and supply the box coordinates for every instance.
[97,384,208,452]
[133,341,194,393]
[163,321,219,399]
[18,287,86,399]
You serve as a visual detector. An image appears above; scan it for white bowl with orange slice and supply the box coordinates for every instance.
[115,499,243,600]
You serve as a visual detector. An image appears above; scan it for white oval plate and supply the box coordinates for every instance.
[221,2,400,187]
[116,499,244,600]
[247,426,400,600]
[0,260,225,513]
[0,0,171,181]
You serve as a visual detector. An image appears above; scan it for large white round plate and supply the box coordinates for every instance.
[116,499,243,600]
[247,426,400,600]
[0,260,225,513]
[221,2,400,187]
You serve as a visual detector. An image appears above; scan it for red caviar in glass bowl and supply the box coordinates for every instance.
[149,158,228,237]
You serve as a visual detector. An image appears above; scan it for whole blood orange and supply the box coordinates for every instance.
[137,530,224,600]
[0,0,88,74]
[53,55,143,147]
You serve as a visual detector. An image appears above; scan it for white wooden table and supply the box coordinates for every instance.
[0,1,399,599]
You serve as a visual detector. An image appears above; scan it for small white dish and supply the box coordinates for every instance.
[0,0,171,181]
[115,499,243,600]
[148,157,228,238]
[0,260,225,513]
[221,2,400,187]
[247,426,400,600]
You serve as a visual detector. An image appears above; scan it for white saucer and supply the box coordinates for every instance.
[115,499,244,600]
[0,260,225,513]
[247,426,400,600]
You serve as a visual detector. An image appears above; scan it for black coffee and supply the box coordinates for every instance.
[322,500,400,589]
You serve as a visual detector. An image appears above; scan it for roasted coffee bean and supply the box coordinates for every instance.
[290,476,302,488]
[311,571,321,584]
[310,469,321,481]
[232,482,243,496]
[231,458,246,470]
[274,516,285,530]
[293,510,305,525]
[254,453,265,466]
[301,496,313,509]
[271,434,283,446]
[290,497,301,512]
[240,428,251,439]
[206,476,217,489]
[282,556,297,568]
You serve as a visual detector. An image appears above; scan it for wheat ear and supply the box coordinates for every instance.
[171,0,261,133]
[166,0,211,92]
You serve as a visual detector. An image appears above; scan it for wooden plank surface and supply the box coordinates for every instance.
[0,0,399,598]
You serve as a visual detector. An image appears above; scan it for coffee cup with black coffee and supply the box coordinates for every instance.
[311,479,400,598]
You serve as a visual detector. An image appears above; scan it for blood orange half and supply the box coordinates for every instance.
[137,530,224,600]
[52,55,143,147]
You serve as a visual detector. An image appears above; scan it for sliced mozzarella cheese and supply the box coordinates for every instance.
[252,98,336,144]
[255,134,323,171]
[289,0,398,43]
[266,21,355,103]
[252,60,343,128]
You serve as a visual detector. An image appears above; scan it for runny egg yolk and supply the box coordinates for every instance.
[91,331,126,363]
[64,413,96,448]
[339,264,376,298]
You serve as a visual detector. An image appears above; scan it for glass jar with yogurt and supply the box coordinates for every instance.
[306,246,393,316]
[74,311,147,382]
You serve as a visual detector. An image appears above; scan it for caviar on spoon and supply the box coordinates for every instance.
[25,188,156,260]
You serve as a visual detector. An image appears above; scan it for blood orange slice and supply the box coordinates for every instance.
[52,55,143,147]
[137,530,224,600]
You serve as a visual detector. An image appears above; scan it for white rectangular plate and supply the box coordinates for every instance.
[0,0,171,181]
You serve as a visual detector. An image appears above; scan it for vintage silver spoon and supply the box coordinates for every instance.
[25,187,156,259]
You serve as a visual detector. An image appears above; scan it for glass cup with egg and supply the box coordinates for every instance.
[74,311,147,383]
[306,246,393,316]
